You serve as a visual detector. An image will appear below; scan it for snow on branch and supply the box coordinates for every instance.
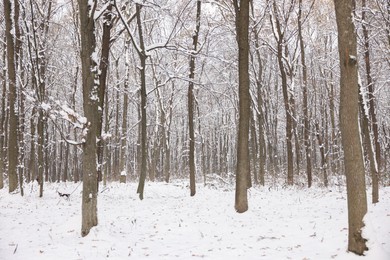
[25,93,89,146]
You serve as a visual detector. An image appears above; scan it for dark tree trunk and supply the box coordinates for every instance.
[188,0,202,197]
[298,0,312,188]
[0,38,7,189]
[234,0,250,213]
[136,4,148,200]
[97,2,113,184]
[4,0,19,193]
[361,0,379,203]
[78,0,99,237]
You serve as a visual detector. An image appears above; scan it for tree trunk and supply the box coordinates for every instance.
[97,2,113,184]
[234,0,250,213]
[358,89,378,204]
[272,1,294,185]
[4,0,19,193]
[315,121,328,187]
[37,111,45,196]
[78,0,99,237]
[298,0,312,188]
[361,0,379,203]
[334,0,368,254]
[188,0,202,197]
[0,38,7,189]
[136,4,148,200]
[119,62,129,176]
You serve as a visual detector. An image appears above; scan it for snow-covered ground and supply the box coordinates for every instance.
[0,181,389,260]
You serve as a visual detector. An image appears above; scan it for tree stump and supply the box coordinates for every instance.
[120,171,126,183]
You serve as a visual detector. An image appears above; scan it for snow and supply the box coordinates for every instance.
[0,182,389,260]
[40,102,51,111]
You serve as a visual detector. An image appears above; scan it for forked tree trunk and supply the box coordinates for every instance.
[334,0,368,255]
[271,1,294,186]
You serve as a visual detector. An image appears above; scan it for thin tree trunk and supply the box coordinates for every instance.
[119,64,129,176]
[0,38,7,189]
[358,88,378,204]
[298,0,312,187]
[188,0,202,197]
[136,3,148,200]
[315,121,328,187]
[37,80,46,195]
[164,83,174,183]
[362,0,379,203]
[97,2,113,184]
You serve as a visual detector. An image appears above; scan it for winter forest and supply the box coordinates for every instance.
[0,0,390,259]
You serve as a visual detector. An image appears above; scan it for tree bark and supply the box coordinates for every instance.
[78,0,99,237]
[4,0,19,193]
[234,0,250,213]
[361,0,379,203]
[271,1,294,185]
[358,89,378,205]
[298,0,312,188]
[334,0,368,254]
[119,59,129,177]
[188,0,202,197]
[97,2,113,184]
[136,3,148,200]
[0,37,7,189]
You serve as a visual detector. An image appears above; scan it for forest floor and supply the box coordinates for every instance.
[0,180,389,260]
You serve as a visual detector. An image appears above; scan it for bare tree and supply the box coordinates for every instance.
[334,0,368,255]
[269,0,296,185]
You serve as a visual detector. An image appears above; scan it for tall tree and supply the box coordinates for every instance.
[3,0,19,193]
[188,0,202,197]
[233,0,250,213]
[134,3,148,200]
[361,0,379,203]
[97,1,113,184]
[334,0,368,255]
[78,0,99,236]
[298,0,313,187]
[270,0,295,185]
[25,0,53,197]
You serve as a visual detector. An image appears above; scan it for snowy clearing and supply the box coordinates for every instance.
[1,182,389,260]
